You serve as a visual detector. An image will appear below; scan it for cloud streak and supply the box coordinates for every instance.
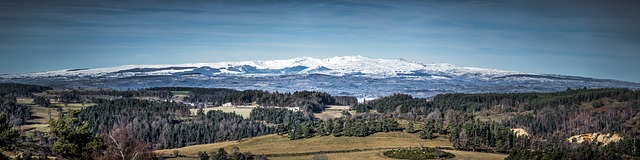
[0,0,639,81]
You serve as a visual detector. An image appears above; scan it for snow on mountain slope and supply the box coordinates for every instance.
[3,56,638,98]
[7,55,522,78]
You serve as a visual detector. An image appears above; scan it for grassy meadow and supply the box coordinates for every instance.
[156,132,507,160]
[189,105,256,118]
[17,98,91,132]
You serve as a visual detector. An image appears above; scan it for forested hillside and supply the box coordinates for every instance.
[250,107,401,139]
[0,83,49,125]
[0,83,51,97]
[1,83,639,160]
[0,95,30,125]
[352,88,640,159]
[77,99,272,149]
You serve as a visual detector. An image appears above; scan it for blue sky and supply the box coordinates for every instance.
[1,0,639,82]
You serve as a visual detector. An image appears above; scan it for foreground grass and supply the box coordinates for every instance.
[157,132,506,160]
[163,150,505,160]
[270,150,394,160]
[270,150,506,160]
[157,132,450,156]
[444,150,508,160]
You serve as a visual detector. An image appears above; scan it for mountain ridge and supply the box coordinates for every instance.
[5,55,524,79]
[2,56,638,99]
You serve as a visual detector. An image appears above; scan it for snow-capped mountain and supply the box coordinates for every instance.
[8,56,520,79]
[2,56,639,98]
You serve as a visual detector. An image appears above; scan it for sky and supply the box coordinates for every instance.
[0,0,639,82]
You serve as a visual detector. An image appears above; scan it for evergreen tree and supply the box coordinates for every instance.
[405,122,415,133]
[289,125,302,140]
[197,151,210,160]
[275,124,287,135]
[213,148,228,160]
[301,122,312,138]
[0,95,31,125]
[332,119,343,137]
[321,120,332,136]
[33,96,51,108]
[420,129,434,139]
[49,111,104,159]
[197,107,206,119]
[0,114,19,157]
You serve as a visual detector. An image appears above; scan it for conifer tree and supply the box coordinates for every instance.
[0,114,19,157]
[49,111,104,159]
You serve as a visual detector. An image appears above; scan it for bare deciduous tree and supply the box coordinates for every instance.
[94,127,158,160]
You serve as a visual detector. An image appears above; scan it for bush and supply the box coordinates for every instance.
[173,150,180,157]
[197,151,209,160]
[591,101,605,108]
[33,96,51,108]
[383,147,454,160]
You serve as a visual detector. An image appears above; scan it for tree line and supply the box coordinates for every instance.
[0,83,51,97]
[449,120,530,153]
[77,99,273,149]
[43,89,174,103]
[0,95,30,125]
[431,88,637,112]
[249,107,401,140]
[149,87,357,112]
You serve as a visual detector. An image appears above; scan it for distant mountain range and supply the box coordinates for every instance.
[2,56,638,99]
